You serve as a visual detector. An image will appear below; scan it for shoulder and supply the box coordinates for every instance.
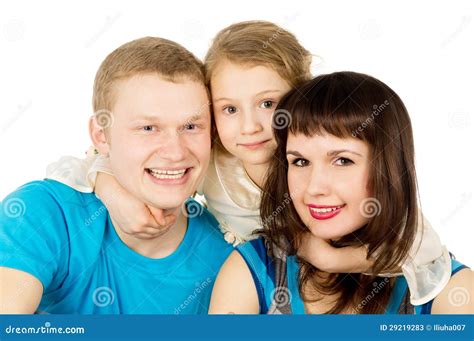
[209,249,259,314]
[431,266,473,314]
[1,179,104,239]
[2,179,97,208]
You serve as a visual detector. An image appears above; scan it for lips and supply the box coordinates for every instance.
[146,167,193,185]
[308,204,345,220]
[238,139,271,150]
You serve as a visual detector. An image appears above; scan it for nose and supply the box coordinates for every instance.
[240,108,263,135]
[305,164,331,197]
[156,132,187,162]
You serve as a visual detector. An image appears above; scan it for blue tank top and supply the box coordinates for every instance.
[237,237,467,314]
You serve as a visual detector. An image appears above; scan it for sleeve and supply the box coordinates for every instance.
[400,212,452,305]
[46,147,113,193]
[0,182,69,292]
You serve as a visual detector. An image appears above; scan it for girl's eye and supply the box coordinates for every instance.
[184,123,196,130]
[259,100,275,109]
[291,158,309,167]
[223,106,237,115]
[334,157,354,166]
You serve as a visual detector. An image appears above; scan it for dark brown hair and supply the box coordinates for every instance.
[260,71,419,314]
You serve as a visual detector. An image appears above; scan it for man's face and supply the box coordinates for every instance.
[99,73,211,210]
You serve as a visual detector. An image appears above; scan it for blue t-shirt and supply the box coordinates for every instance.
[237,237,468,314]
[0,180,233,314]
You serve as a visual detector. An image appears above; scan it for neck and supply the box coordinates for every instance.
[242,161,270,189]
[113,208,187,259]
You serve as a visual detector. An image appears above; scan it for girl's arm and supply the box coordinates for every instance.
[94,172,176,238]
[209,251,260,314]
[298,233,375,273]
[47,149,176,237]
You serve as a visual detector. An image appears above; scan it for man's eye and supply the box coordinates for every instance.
[334,157,354,166]
[223,106,237,115]
[291,158,309,167]
[259,100,275,109]
[142,125,156,132]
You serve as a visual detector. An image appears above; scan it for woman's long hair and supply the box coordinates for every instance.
[260,71,420,314]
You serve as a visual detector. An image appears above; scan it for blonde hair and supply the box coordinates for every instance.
[93,37,205,114]
[204,21,312,87]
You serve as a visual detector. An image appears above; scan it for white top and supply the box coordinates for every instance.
[46,146,451,305]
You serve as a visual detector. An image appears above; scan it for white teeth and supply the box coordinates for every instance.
[147,168,187,179]
[310,206,341,213]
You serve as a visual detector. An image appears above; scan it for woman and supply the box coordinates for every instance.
[209,71,473,314]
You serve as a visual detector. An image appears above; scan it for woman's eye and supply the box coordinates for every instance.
[223,106,237,115]
[291,158,309,167]
[260,100,275,109]
[334,157,354,166]
[184,123,196,130]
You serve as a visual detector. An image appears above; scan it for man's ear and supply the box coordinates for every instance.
[89,115,110,156]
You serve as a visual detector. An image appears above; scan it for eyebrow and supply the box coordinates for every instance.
[286,149,363,157]
[213,90,283,103]
[131,113,205,124]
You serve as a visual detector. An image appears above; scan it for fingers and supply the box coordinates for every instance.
[134,226,172,240]
[148,206,176,227]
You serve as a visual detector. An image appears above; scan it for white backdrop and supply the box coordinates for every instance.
[1,0,473,265]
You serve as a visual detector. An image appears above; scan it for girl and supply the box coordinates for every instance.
[209,71,473,314]
[47,21,450,305]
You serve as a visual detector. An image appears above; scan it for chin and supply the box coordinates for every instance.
[146,190,193,209]
[306,221,350,241]
[241,152,273,166]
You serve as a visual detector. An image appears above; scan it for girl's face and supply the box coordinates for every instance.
[211,60,292,166]
[287,132,372,240]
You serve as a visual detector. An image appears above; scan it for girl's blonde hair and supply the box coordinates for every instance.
[204,21,313,87]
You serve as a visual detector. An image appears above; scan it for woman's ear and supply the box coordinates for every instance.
[89,115,110,156]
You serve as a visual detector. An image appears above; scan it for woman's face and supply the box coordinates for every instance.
[287,132,373,240]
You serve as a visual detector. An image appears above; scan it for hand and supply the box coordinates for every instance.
[298,233,373,273]
[298,233,338,272]
[95,172,176,239]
